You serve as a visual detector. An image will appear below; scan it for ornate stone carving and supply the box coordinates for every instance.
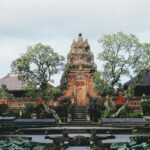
[61,34,98,104]
[67,34,95,67]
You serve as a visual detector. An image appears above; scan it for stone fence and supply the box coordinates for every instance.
[127,96,150,109]
[0,97,53,108]
[0,96,150,109]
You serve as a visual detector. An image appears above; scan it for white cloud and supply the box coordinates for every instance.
[0,0,150,39]
[0,0,150,85]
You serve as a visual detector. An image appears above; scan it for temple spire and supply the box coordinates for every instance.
[78,33,83,42]
[79,33,82,37]
[60,34,98,105]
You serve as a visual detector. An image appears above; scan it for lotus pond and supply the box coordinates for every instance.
[0,136,150,150]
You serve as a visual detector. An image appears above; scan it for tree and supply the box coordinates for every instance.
[133,43,150,73]
[98,32,143,92]
[22,103,35,118]
[141,99,150,116]
[94,71,111,95]
[11,43,65,98]
[0,104,8,116]
[98,32,150,117]
[124,43,150,98]
[0,84,13,99]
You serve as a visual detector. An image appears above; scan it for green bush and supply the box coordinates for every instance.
[55,103,68,122]
[119,108,129,117]
[0,84,13,99]
[23,103,35,118]
[128,110,141,118]
[0,104,8,116]
[120,109,141,118]
[34,104,45,119]
[142,99,150,116]
[4,108,20,117]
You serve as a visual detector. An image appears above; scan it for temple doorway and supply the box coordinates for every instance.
[76,80,86,105]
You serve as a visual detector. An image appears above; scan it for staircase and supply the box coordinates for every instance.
[69,105,90,125]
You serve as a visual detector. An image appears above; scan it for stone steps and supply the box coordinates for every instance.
[70,105,89,125]
[68,121,90,125]
[72,116,86,119]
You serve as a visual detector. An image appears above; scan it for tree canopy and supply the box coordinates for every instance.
[98,32,150,93]
[0,84,13,99]
[11,43,65,98]
[94,71,111,95]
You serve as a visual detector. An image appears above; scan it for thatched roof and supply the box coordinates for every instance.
[124,71,150,87]
[0,73,25,91]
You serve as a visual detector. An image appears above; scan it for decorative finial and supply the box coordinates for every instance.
[79,33,82,37]
[78,33,83,42]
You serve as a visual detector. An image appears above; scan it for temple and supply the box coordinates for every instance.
[60,34,98,105]
[124,71,150,96]
[0,73,26,97]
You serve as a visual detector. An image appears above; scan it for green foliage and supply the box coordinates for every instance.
[102,102,141,118]
[25,86,61,100]
[0,137,149,150]
[110,143,127,150]
[0,85,13,99]
[88,99,101,122]
[94,71,112,95]
[0,137,47,150]
[49,87,61,100]
[102,96,115,118]
[34,104,45,119]
[119,108,141,118]
[142,99,150,116]
[110,140,150,149]
[22,103,35,118]
[128,110,141,118]
[55,103,69,122]
[11,43,65,98]
[133,43,150,74]
[22,103,53,119]
[0,104,8,115]
[118,108,129,117]
[115,104,122,110]
[4,108,20,117]
[98,32,150,93]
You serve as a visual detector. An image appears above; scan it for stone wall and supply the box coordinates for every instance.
[0,98,53,108]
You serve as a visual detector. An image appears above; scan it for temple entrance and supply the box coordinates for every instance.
[76,80,86,105]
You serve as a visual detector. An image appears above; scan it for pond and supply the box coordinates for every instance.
[67,147,90,150]
[0,134,150,150]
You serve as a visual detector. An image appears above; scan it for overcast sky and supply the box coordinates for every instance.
[0,0,150,86]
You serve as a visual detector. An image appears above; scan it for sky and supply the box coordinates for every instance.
[0,0,150,86]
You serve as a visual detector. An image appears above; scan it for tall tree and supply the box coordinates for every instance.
[94,71,111,95]
[133,43,150,73]
[98,32,143,92]
[0,84,13,99]
[98,32,150,117]
[11,43,65,98]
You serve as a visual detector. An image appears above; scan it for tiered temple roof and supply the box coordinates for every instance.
[0,73,25,91]
[124,71,150,96]
[66,33,96,70]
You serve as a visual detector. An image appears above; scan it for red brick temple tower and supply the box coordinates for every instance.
[60,34,98,105]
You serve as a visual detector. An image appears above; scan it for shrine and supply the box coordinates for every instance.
[60,34,98,105]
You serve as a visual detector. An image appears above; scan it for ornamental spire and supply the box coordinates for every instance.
[78,33,83,42]
[79,33,82,37]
